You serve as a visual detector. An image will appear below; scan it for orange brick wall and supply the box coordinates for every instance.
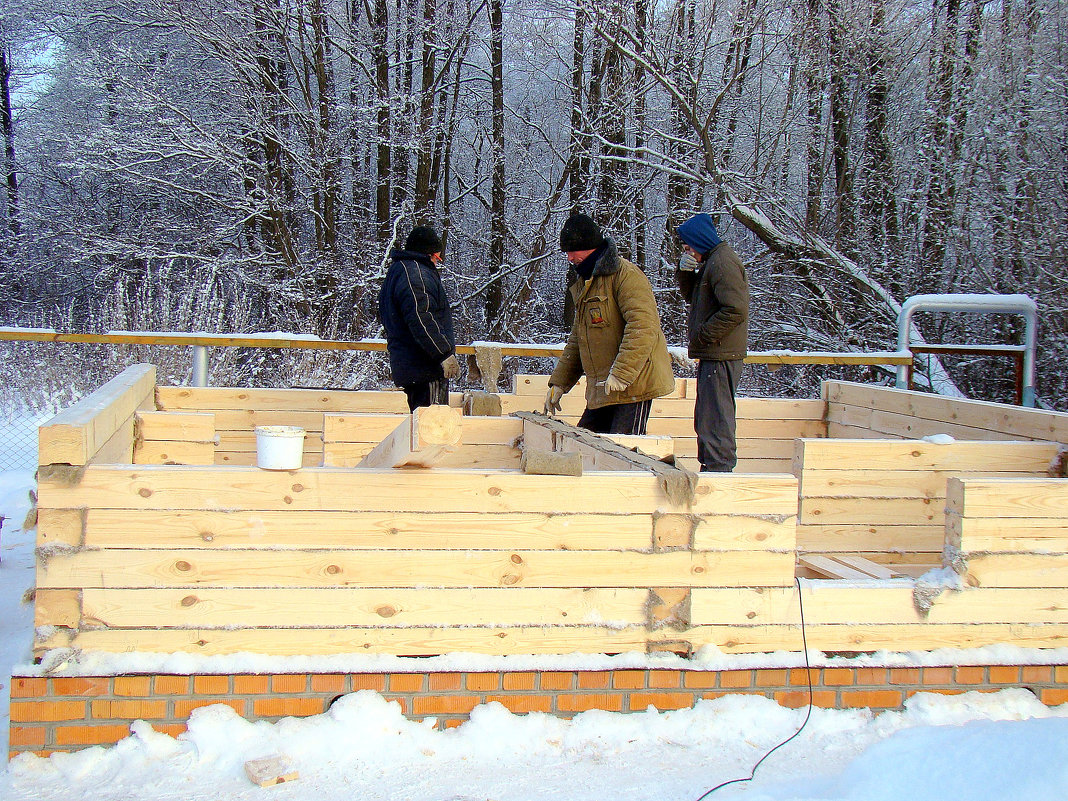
[9,664,1068,758]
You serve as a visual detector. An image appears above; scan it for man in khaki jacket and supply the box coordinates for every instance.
[544,213,675,434]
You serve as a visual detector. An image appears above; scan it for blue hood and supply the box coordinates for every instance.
[677,213,722,257]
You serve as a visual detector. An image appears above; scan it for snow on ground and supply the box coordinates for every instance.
[2,466,1068,800]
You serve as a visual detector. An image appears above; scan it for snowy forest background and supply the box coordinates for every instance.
[0,0,1065,410]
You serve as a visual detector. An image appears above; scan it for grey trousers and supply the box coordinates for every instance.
[695,359,742,472]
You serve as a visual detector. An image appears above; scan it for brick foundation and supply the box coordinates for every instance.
[10,664,1068,758]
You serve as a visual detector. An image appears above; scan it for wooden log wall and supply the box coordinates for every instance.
[33,466,799,657]
[37,364,157,466]
[793,439,1062,568]
[824,380,1068,442]
[946,477,1068,589]
[508,374,826,473]
[156,386,412,467]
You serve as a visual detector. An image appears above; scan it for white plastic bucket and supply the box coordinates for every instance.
[255,425,306,470]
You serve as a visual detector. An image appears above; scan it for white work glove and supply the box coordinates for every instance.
[441,354,460,379]
[544,385,564,416]
[678,252,699,272]
[602,372,628,394]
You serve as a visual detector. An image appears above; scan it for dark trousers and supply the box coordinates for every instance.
[578,399,653,435]
[695,359,742,472]
[403,379,449,412]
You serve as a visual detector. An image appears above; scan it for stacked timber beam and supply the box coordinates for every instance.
[824,380,1068,441]
[793,439,1062,571]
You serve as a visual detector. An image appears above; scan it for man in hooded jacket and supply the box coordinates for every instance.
[378,225,460,412]
[675,212,749,471]
[544,213,675,434]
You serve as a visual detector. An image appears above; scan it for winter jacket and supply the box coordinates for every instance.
[550,239,675,409]
[675,241,749,361]
[378,249,456,388]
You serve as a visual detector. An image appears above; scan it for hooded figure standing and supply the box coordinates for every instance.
[378,225,460,412]
[675,213,749,472]
[544,213,674,434]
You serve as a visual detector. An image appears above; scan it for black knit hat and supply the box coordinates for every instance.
[559,213,604,252]
[405,225,443,255]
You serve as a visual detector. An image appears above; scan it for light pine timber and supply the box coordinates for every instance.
[34,589,80,628]
[35,624,653,657]
[36,508,85,547]
[682,623,1068,653]
[797,555,879,580]
[38,364,157,465]
[323,413,521,445]
[645,418,826,439]
[799,496,944,526]
[795,439,1061,472]
[956,554,1068,588]
[135,411,215,441]
[795,523,944,554]
[357,405,463,468]
[70,508,657,550]
[156,386,411,413]
[798,470,1039,499]
[39,548,796,589]
[946,477,1068,518]
[864,409,1021,442]
[216,450,322,468]
[690,586,1068,625]
[133,440,215,465]
[946,516,1068,553]
[36,466,799,515]
[674,438,799,460]
[823,380,1068,441]
[325,442,521,469]
[79,587,649,627]
[512,374,687,399]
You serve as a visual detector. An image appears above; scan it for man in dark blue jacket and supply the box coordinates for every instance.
[378,226,459,411]
[675,213,749,472]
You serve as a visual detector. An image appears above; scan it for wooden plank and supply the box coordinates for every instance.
[824,380,1068,441]
[136,411,215,441]
[957,553,1068,588]
[357,406,463,468]
[605,434,674,460]
[946,515,1068,553]
[40,549,796,589]
[88,411,139,465]
[673,437,799,460]
[325,442,521,469]
[512,374,687,400]
[795,523,945,554]
[80,587,650,627]
[37,508,84,547]
[692,515,796,551]
[834,555,898,579]
[796,439,1060,471]
[799,496,943,526]
[215,450,321,468]
[36,624,653,657]
[38,364,157,465]
[323,413,520,445]
[77,508,657,550]
[865,409,1020,442]
[683,623,1068,653]
[800,469,1039,500]
[133,440,216,465]
[691,585,1068,625]
[157,386,411,413]
[797,555,874,580]
[946,477,1068,518]
[34,588,80,628]
[37,465,799,515]
[645,418,826,439]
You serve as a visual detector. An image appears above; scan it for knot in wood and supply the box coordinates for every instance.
[501,574,520,586]
[175,560,192,572]
[199,531,215,542]
[510,554,523,565]
[326,564,341,575]
[138,488,153,498]
[180,595,198,607]
[375,605,397,618]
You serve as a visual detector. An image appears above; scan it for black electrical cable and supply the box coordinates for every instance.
[691,577,814,800]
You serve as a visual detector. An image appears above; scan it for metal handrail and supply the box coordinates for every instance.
[895,294,1038,406]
